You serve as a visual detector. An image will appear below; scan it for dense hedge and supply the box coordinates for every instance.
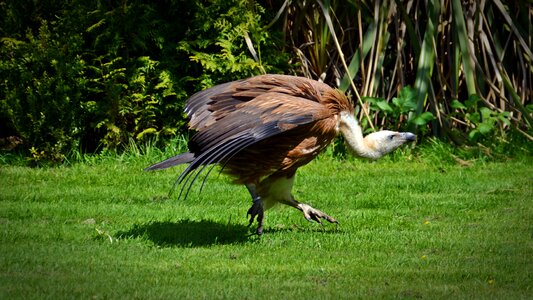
[0,0,289,162]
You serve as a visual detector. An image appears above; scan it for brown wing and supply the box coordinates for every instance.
[179,93,335,187]
[185,74,334,130]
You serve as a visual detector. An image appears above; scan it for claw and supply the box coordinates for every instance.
[298,203,338,224]
[246,198,264,235]
[247,208,256,226]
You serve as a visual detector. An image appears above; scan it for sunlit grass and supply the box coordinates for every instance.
[0,152,532,299]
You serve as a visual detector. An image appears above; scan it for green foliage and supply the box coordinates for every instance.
[64,0,192,152]
[85,55,186,149]
[0,20,86,163]
[450,95,512,143]
[365,86,435,134]
[177,0,290,89]
[0,0,289,163]
[0,1,190,161]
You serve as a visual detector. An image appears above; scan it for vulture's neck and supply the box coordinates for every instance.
[338,112,381,160]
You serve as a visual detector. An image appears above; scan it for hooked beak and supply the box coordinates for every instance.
[401,132,417,142]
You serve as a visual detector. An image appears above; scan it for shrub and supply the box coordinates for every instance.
[0,21,86,162]
[0,0,290,163]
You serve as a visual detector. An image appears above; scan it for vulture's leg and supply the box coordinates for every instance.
[245,183,264,235]
[260,174,338,225]
[280,198,338,224]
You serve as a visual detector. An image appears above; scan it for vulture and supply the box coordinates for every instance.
[146,74,416,234]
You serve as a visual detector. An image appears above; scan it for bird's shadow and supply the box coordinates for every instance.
[116,219,251,247]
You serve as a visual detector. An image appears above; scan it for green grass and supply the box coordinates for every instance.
[1,153,532,299]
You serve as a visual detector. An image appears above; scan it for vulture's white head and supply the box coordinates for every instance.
[362,130,416,159]
[338,112,417,160]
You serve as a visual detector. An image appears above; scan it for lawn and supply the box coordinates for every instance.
[1,153,532,299]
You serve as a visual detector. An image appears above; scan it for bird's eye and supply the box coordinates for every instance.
[388,135,395,140]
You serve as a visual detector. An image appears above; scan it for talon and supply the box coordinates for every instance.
[247,206,257,226]
[247,215,255,227]
[246,197,264,234]
[298,203,337,224]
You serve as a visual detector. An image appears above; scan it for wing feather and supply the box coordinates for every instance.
[190,95,330,153]
[144,152,194,171]
[185,74,333,130]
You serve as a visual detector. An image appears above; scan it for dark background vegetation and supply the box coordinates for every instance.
[1,0,531,163]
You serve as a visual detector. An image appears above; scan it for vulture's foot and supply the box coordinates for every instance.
[298,203,338,224]
[247,198,264,235]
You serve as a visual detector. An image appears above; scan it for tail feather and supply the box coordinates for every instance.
[144,152,195,171]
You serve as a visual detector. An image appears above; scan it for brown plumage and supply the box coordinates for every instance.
[146,74,416,234]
